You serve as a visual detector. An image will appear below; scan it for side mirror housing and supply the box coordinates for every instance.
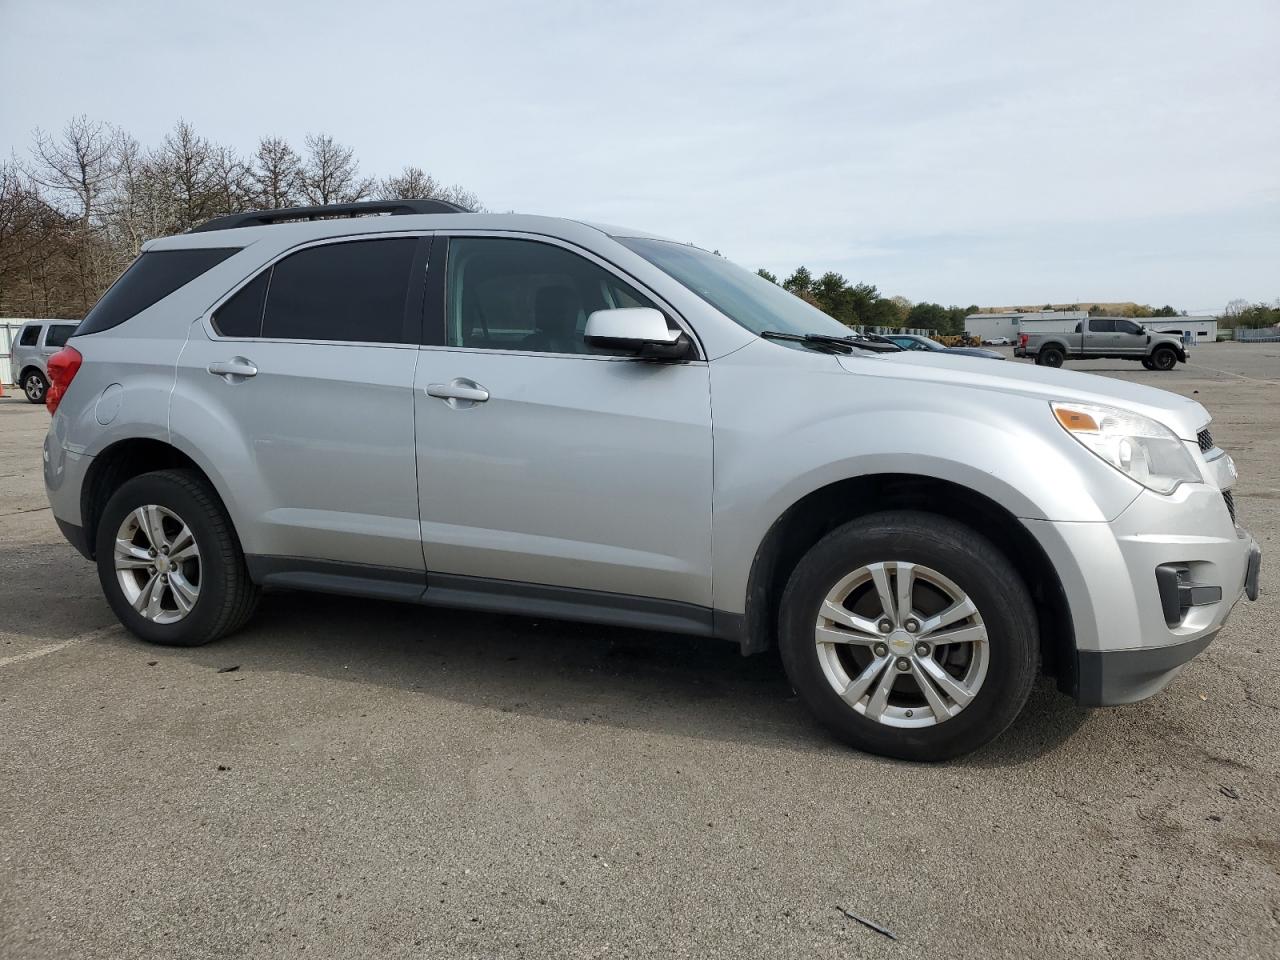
[584,307,693,361]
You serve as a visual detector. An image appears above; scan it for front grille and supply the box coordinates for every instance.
[1223,490,1237,524]
[1197,428,1214,452]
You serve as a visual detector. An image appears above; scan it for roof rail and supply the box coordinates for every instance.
[188,199,471,233]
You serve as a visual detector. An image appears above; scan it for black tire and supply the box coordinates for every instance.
[1151,346,1178,371]
[1039,347,1065,368]
[778,511,1038,762]
[22,370,47,404]
[95,469,258,646]
[1141,358,1156,370]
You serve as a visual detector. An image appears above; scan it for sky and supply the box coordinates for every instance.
[2,0,1277,312]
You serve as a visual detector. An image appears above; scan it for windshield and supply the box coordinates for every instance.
[617,237,858,339]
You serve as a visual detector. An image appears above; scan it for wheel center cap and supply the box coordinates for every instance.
[887,630,914,655]
[156,555,172,574]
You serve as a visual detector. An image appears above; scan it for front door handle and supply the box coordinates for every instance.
[207,357,258,382]
[426,378,489,408]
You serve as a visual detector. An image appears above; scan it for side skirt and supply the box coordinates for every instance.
[243,556,736,642]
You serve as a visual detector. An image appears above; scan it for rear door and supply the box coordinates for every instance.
[412,234,714,609]
[1084,318,1118,356]
[171,234,430,576]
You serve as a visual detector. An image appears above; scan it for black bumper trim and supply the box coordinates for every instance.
[1076,631,1216,707]
[1245,543,1261,602]
[55,517,93,561]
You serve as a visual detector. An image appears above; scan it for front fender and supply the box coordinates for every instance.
[707,347,1141,614]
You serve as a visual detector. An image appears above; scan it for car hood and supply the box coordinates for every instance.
[839,350,1209,440]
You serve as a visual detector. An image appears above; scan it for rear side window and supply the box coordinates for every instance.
[212,272,269,338]
[258,238,417,343]
[19,325,40,346]
[1089,319,1117,333]
[44,324,77,347]
[78,248,239,335]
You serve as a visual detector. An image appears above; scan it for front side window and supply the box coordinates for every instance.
[445,237,661,355]
[617,237,856,340]
[1118,320,1143,335]
[19,325,40,346]
[213,238,417,343]
[44,324,77,348]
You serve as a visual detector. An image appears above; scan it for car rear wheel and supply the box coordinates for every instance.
[1151,346,1178,371]
[95,469,258,646]
[22,370,47,404]
[778,511,1038,761]
[1038,347,1065,368]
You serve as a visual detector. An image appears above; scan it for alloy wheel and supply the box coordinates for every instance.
[814,561,989,728]
[114,505,202,623]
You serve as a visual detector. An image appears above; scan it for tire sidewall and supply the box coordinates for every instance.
[95,472,236,646]
[778,513,1038,761]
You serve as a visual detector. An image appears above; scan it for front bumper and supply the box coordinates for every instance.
[1024,481,1260,707]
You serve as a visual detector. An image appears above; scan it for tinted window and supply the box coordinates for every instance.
[446,238,662,355]
[19,325,40,346]
[1118,320,1143,335]
[213,271,269,338]
[1089,319,1116,333]
[78,248,239,335]
[44,324,77,347]
[261,238,417,343]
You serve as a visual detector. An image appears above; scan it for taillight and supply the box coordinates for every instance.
[1018,334,1029,346]
[45,346,83,415]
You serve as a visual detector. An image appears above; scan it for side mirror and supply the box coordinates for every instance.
[584,307,692,361]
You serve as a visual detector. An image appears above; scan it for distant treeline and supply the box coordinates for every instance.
[0,116,483,318]
[758,267,1277,333]
[756,266,978,335]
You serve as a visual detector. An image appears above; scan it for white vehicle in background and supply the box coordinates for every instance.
[985,336,1012,346]
[10,319,79,403]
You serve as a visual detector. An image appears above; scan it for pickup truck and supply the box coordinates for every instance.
[1016,318,1186,370]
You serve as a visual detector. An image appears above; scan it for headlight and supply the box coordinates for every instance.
[1051,401,1202,494]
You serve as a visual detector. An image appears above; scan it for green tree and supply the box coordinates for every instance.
[756,268,778,284]
[783,266,813,296]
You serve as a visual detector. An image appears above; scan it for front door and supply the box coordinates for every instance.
[172,235,430,574]
[413,235,714,609]
[1112,318,1148,357]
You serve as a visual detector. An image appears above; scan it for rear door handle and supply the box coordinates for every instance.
[207,357,258,381]
[426,378,489,408]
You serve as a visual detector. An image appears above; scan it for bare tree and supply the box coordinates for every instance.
[301,134,373,205]
[4,116,486,318]
[0,162,79,316]
[28,116,118,303]
[250,136,303,209]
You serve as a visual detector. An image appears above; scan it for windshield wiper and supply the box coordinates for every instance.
[759,331,901,354]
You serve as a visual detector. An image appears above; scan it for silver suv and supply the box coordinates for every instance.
[42,200,1261,760]
[11,319,78,402]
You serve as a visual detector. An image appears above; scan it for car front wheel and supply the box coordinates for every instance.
[1151,346,1178,371]
[95,469,258,646]
[778,511,1038,761]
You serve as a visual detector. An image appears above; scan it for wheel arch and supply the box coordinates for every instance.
[737,473,1077,691]
[79,438,231,561]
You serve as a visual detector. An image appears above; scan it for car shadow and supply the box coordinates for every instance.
[113,587,1091,767]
